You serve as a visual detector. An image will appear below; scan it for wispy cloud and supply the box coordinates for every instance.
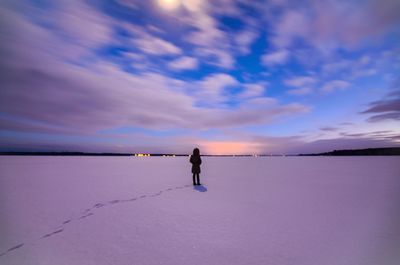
[284,76,316,87]
[284,76,316,95]
[270,0,400,53]
[271,9,310,49]
[235,28,259,55]
[168,56,199,71]
[261,49,290,66]
[181,1,236,68]
[320,126,338,132]
[239,83,266,99]
[194,73,239,106]
[125,24,182,55]
[362,90,400,122]
[287,87,313,96]
[322,80,351,93]
[0,0,399,154]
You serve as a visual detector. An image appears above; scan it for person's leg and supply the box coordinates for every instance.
[193,173,196,185]
[196,173,200,185]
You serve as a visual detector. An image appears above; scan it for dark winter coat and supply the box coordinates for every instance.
[190,155,202,174]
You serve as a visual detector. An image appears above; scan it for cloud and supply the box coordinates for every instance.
[239,83,266,98]
[320,126,338,132]
[284,76,316,95]
[116,0,138,9]
[0,0,309,134]
[0,0,309,136]
[363,97,400,113]
[287,87,313,95]
[0,0,115,63]
[311,0,400,48]
[199,73,238,93]
[180,1,236,68]
[195,47,235,68]
[168,56,199,71]
[366,112,400,122]
[199,102,309,128]
[125,24,182,55]
[194,73,239,105]
[177,0,259,68]
[322,60,352,74]
[235,29,259,55]
[284,76,316,87]
[322,80,350,93]
[6,0,395,155]
[271,9,310,49]
[0,57,309,134]
[362,90,400,122]
[261,49,290,66]
[269,0,400,54]
[321,54,383,80]
[340,130,398,139]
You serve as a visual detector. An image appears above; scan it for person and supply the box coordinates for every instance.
[190,148,202,186]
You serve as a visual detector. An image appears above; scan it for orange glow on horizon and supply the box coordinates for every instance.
[200,141,262,155]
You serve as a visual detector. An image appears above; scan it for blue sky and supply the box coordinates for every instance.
[0,0,399,154]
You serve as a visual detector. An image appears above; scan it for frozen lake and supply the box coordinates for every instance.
[0,156,399,265]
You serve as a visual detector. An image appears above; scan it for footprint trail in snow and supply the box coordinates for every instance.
[0,184,193,258]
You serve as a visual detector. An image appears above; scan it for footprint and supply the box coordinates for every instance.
[42,229,63,238]
[0,243,24,256]
[7,243,24,252]
[150,191,163,197]
[53,229,63,235]
[79,213,94,220]
[1,184,194,258]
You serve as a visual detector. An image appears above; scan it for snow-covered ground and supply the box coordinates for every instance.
[0,156,399,265]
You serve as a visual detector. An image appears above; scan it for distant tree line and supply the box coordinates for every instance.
[299,147,400,156]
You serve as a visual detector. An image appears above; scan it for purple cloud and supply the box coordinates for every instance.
[0,4,309,138]
[270,0,400,52]
[320,127,338,132]
[362,89,400,122]
[1,0,398,154]
[322,80,351,93]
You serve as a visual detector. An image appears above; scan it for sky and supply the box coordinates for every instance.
[0,0,399,155]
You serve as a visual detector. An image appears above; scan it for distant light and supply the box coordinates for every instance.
[157,0,180,10]
[135,154,150,157]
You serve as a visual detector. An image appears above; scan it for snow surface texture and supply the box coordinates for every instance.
[0,156,399,265]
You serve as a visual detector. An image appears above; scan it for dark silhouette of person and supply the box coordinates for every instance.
[190,148,202,186]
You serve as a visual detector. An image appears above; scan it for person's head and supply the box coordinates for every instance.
[193,148,200,156]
